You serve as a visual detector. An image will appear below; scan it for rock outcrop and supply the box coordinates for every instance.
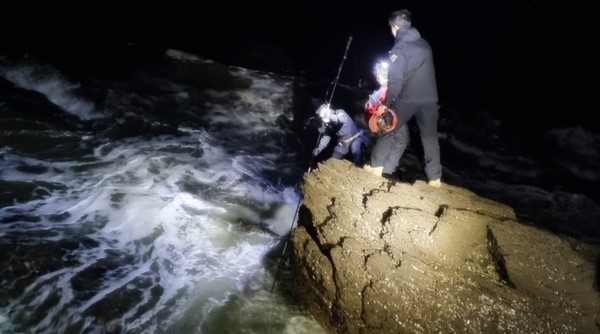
[291,159,600,334]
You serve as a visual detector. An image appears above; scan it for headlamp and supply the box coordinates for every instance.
[373,61,389,81]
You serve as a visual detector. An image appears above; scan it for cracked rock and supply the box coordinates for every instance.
[291,159,600,334]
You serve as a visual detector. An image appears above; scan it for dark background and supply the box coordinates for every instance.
[1,1,591,130]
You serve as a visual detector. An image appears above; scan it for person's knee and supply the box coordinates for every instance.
[394,127,410,145]
[332,150,345,159]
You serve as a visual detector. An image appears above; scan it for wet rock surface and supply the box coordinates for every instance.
[291,159,600,334]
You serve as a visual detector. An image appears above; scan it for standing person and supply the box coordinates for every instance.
[363,9,442,187]
[312,103,368,166]
[363,59,411,176]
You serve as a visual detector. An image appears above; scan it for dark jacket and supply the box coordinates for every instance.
[383,27,438,107]
[313,109,362,156]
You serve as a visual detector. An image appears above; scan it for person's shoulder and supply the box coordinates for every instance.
[330,108,343,117]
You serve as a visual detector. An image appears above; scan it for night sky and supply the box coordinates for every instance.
[2,1,590,130]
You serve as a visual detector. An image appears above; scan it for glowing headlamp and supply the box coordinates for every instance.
[373,61,389,79]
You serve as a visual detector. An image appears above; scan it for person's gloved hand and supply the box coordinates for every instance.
[318,122,327,133]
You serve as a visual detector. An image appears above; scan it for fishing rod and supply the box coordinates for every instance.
[302,35,354,132]
[270,35,353,293]
[302,34,354,171]
[326,35,353,106]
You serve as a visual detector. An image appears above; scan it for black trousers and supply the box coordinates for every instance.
[370,102,442,180]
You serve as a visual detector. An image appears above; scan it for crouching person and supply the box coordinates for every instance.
[312,103,368,166]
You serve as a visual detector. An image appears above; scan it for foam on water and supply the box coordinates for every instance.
[0,52,323,333]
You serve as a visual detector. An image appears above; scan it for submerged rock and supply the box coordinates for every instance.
[291,159,600,334]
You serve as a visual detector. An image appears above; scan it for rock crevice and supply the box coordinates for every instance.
[292,159,600,334]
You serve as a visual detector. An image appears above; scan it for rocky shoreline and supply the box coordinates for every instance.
[291,159,600,334]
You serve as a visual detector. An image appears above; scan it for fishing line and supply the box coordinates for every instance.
[270,35,353,292]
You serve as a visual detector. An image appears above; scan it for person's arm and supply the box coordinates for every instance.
[383,48,407,106]
[366,86,387,112]
[313,135,331,156]
[367,87,382,105]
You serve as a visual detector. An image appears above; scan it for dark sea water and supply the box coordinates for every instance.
[0,47,328,333]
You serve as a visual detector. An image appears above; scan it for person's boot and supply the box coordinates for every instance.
[363,164,383,177]
[427,178,442,188]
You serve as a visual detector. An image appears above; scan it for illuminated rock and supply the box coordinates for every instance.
[292,159,600,334]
